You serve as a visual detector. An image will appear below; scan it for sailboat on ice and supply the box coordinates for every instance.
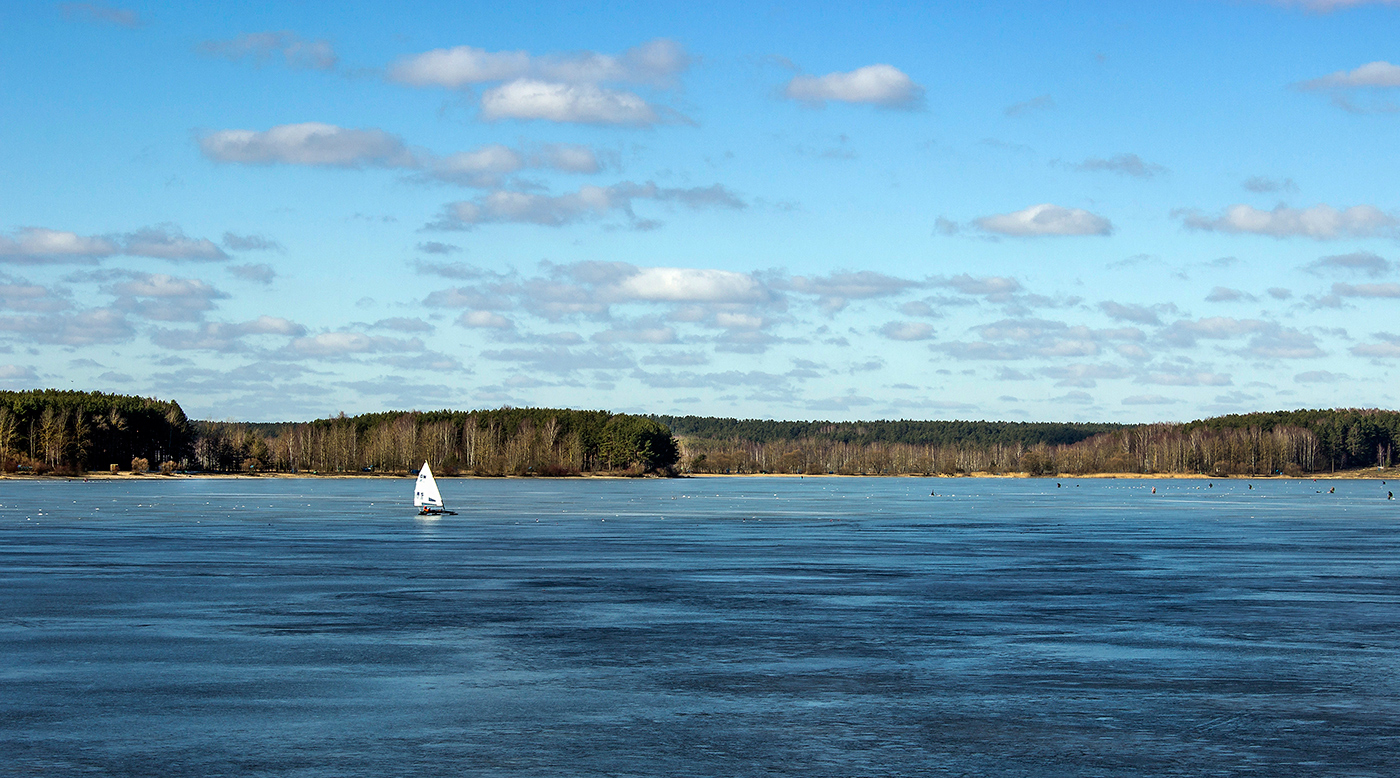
[414,462,456,515]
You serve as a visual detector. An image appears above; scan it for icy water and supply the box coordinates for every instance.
[2,477,1399,777]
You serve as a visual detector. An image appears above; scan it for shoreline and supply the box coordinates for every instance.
[6,469,1398,482]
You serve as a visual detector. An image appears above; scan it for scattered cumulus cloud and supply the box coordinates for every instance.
[222,232,281,252]
[227,263,276,285]
[1351,332,1400,358]
[0,307,133,346]
[784,271,922,312]
[1099,301,1175,326]
[783,64,924,108]
[1205,286,1251,302]
[1294,370,1349,383]
[458,310,514,329]
[1332,281,1400,298]
[973,204,1113,237]
[417,242,461,255]
[1306,251,1393,277]
[1070,153,1166,178]
[0,226,226,263]
[389,39,690,126]
[880,321,935,341]
[940,274,1022,298]
[59,2,140,28]
[1175,203,1397,239]
[0,364,39,383]
[480,80,668,125]
[1298,60,1400,89]
[287,331,423,358]
[1294,60,1400,111]
[1005,95,1055,116]
[390,38,689,88]
[200,124,610,187]
[104,272,227,322]
[1122,394,1181,405]
[199,31,337,70]
[199,123,415,168]
[429,181,743,229]
[151,316,308,353]
[1243,176,1298,193]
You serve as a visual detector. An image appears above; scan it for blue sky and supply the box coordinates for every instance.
[3,0,1400,422]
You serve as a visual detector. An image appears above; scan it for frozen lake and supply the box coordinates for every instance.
[2,476,1398,776]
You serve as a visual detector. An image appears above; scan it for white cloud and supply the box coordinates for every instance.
[199,123,415,167]
[0,307,133,345]
[222,232,281,251]
[479,80,662,125]
[105,273,227,322]
[0,274,70,313]
[974,204,1113,237]
[457,310,513,329]
[1176,203,1398,239]
[1099,301,1173,326]
[431,181,743,229]
[936,317,1122,360]
[390,46,531,87]
[1295,370,1350,383]
[880,321,935,341]
[1243,328,1325,359]
[1332,281,1400,297]
[0,226,226,263]
[390,39,689,125]
[287,331,422,357]
[151,316,306,352]
[1306,251,1392,277]
[783,64,924,108]
[1042,362,1131,388]
[1137,365,1232,386]
[0,364,39,382]
[941,274,1023,297]
[1205,286,1250,302]
[1299,60,1400,89]
[59,2,140,28]
[122,226,228,261]
[0,227,117,261]
[425,145,524,186]
[1243,176,1298,193]
[1351,332,1400,357]
[426,143,606,185]
[389,38,689,88]
[201,124,606,184]
[1122,394,1180,405]
[536,143,605,174]
[227,263,276,285]
[785,270,921,312]
[1160,316,1267,346]
[1070,153,1166,178]
[199,31,337,70]
[616,267,766,303]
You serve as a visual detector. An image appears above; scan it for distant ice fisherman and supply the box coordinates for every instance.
[414,462,456,515]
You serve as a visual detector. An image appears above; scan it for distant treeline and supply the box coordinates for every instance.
[4,388,1397,478]
[193,407,679,475]
[654,416,1122,447]
[0,390,191,474]
[665,409,1400,476]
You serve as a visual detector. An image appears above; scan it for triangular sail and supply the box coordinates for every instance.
[414,462,444,508]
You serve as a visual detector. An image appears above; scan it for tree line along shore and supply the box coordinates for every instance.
[1,390,1397,478]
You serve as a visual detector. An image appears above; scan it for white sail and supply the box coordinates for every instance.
[414,462,444,508]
